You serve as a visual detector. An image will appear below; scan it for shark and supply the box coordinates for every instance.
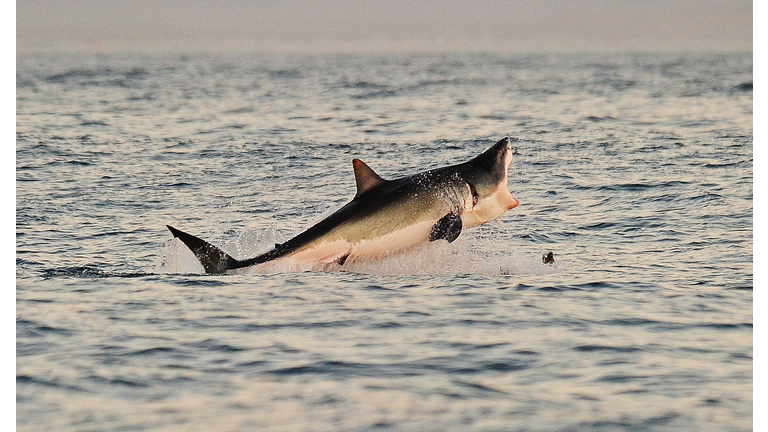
[167,137,519,274]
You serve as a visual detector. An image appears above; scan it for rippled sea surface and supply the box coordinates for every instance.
[17,53,752,431]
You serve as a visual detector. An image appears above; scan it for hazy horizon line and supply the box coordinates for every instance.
[16,40,752,56]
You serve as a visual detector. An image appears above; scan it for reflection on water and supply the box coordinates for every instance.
[17,52,752,431]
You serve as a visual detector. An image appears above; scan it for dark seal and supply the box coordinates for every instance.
[542,251,554,264]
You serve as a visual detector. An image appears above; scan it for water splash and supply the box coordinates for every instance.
[160,226,562,276]
[160,238,206,274]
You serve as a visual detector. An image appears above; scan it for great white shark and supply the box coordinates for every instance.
[167,137,519,273]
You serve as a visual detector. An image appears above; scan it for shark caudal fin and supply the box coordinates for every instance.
[167,225,287,274]
[166,225,242,274]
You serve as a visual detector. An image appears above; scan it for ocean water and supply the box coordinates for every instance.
[16,52,752,431]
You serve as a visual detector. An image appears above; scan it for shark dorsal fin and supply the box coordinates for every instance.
[352,159,385,199]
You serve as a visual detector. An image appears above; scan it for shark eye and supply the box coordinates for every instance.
[468,182,479,206]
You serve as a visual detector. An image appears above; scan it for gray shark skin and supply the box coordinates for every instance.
[167,137,519,274]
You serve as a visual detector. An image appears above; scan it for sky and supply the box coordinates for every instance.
[16,0,752,53]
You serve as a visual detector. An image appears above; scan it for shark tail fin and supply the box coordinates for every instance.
[167,225,242,274]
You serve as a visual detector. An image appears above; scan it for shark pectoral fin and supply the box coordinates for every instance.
[352,159,386,199]
[167,225,239,274]
[429,213,463,243]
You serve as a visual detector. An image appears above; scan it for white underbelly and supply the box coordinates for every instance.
[273,219,436,266]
